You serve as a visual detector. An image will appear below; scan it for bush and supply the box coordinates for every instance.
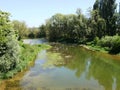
[0,44,51,79]
[98,35,120,54]
[93,37,99,44]
[98,36,112,47]
[109,36,120,54]
[0,11,20,73]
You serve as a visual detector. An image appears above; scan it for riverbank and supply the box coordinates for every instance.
[80,44,120,55]
[0,43,51,80]
[80,45,107,52]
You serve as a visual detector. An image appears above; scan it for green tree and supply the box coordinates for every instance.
[46,13,65,41]
[93,0,117,36]
[38,24,46,37]
[116,10,120,35]
[45,11,88,43]
[28,27,38,38]
[12,20,28,40]
[89,10,106,39]
[75,8,88,43]
[0,11,20,72]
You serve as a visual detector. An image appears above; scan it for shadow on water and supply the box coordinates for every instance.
[1,40,120,90]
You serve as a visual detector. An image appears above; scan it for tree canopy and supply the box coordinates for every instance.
[0,11,20,72]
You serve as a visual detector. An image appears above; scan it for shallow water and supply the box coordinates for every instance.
[23,38,47,45]
[1,40,120,90]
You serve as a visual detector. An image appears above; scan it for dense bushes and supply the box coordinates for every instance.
[97,35,120,54]
[0,11,20,73]
[0,43,51,79]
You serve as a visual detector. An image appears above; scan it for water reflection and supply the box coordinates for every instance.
[20,44,120,90]
[1,43,120,90]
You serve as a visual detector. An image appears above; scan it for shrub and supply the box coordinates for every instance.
[93,37,99,45]
[0,11,20,72]
[98,36,112,47]
[109,36,120,54]
[98,35,120,54]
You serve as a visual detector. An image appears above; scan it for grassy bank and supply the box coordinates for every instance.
[84,36,120,55]
[83,44,120,55]
[85,45,108,53]
[0,43,51,79]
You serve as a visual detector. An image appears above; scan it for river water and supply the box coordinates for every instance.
[1,39,120,90]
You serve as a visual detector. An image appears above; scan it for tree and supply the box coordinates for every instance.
[0,11,20,72]
[116,14,120,35]
[46,13,65,41]
[93,0,117,36]
[28,27,38,38]
[75,8,88,43]
[12,20,28,40]
[38,24,46,37]
[45,11,88,43]
[89,10,106,39]
[116,3,120,35]
[93,0,99,10]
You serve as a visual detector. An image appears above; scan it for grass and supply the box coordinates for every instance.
[85,44,120,55]
[86,45,109,53]
[0,43,51,79]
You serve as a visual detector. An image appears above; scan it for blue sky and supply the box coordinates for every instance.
[0,0,119,27]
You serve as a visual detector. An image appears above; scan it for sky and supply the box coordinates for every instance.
[0,0,119,27]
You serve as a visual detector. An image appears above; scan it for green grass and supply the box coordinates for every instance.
[0,43,51,79]
[86,45,109,53]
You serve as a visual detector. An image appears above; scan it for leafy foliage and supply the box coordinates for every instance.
[0,43,51,79]
[93,0,117,36]
[45,11,88,43]
[0,11,20,73]
[12,20,28,40]
[98,35,120,54]
[12,20,46,39]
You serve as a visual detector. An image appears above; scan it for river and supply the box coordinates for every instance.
[1,39,120,90]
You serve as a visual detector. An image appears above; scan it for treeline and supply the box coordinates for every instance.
[11,0,120,44]
[40,0,120,54]
[44,0,120,43]
[12,20,46,40]
[11,0,120,54]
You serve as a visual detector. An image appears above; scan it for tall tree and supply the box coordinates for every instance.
[93,0,117,36]
[93,0,99,10]
[89,10,106,39]
[116,2,120,35]
[39,24,46,37]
